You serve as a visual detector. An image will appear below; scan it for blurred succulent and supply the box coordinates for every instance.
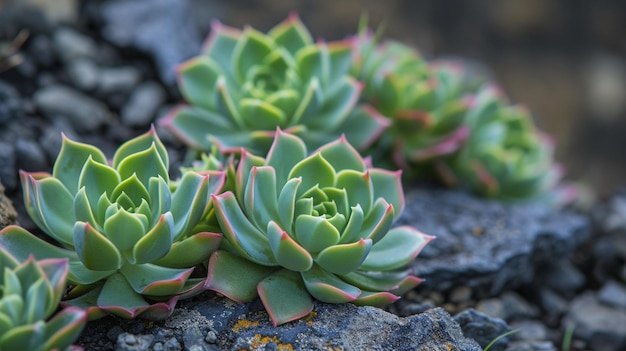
[205,129,432,326]
[0,248,86,351]
[0,127,226,319]
[161,13,387,156]
[438,86,562,200]
[351,29,473,171]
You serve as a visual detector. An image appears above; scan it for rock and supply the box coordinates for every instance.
[396,188,590,294]
[27,34,56,68]
[0,181,17,230]
[10,0,79,23]
[454,308,510,351]
[0,80,23,125]
[536,259,586,297]
[506,341,557,351]
[499,292,540,321]
[0,141,17,190]
[15,138,48,172]
[98,0,202,84]
[53,27,99,63]
[121,81,166,126]
[39,119,77,161]
[33,85,111,132]
[563,291,626,351]
[117,333,154,351]
[537,288,568,317]
[66,58,99,91]
[77,293,482,351]
[96,66,142,96]
[598,280,626,309]
[509,320,549,342]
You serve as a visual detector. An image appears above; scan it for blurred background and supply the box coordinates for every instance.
[2,0,626,198]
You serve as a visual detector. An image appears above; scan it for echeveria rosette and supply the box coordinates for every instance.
[161,13,387,155]
[351,31,472,171]
[0,127,226,320]
[440,86,563,200]
[0,247,87,351]
[205,129,433,326]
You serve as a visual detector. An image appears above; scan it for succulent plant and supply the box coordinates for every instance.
[0,127,226,319]
[161,13,388,156]
[351,29,473,171]
[0,247,86,351]
[438,86,562,200]
[204,129,432,326]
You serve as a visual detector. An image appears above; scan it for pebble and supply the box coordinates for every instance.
[0,80,23,125]
[0,141,16,190]
[33,84,111,132]
[537,259,586,297]
[506,341,557,351]
[538,288,568,317]
[53,27,99,63]
[450,285,473,303]
[509,320,549,341]
[116,333,154,351]
[454,308,511,351]
[66,58,99,91]
[476,298,505,320]
[598,280,626,309]
[15,138,48,172]
[27,35,56,67]
[121,81,166,126]
[97,66,142,95]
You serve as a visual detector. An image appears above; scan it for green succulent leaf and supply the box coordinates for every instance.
[240,98,286,130]
[289,153,335,196]
[103,208,146,252]
[131,212,174,265]
[352,291,399,307]
[244,166,280,227]
[154,232,222,268]
[78,156,120,212]
[335,170,373,214]
[267,221,312,272]
[361,226,432,271]
[121,263,193,297]
[317,135,366,172]
[369,169,404,217]
[0,320,43,351]
[52,135,107,194]
[29,176,75,247]
[178,57,220,110]
[360,198,395,243]
[112,126,168,171]
[111,173,150,209]
[203,21,241,69]
[233,27,274,82]
[301,264,360,303]
[97,273,151,319]
[294,215,340,253]
[266,128,308,186]
[170,172,210,240]
[117,143,169,189]
[213,192,277,266]
[268,14,313,56]
[277,178,301,230]
[74,222,122,272]
[316,239,372,275]
[257,269,314,326]
[42,307,87,351]
[205,250,277,302]
[24,278,50,323]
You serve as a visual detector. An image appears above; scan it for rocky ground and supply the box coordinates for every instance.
[1,1,626,350]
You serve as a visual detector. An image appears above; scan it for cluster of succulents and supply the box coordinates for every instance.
[0,248,86,350]
[0,12,569,335]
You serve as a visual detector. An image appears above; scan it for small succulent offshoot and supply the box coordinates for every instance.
[439,86,562,200]
[0,248,86,351]
[162,13,388,156]
[204,129,433,326]
[350,28,473,172]
[0,127,226,320]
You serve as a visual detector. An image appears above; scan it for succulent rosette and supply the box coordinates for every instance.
[0,127,225,319]
[162,13,387,155]
[205,129,432,326]
[440,86,562,200]
[0,248,86,351]
[351,31,472,170]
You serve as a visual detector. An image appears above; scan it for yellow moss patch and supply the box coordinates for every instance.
[232,319,260,332]
[249,334,294,351]
[303,311,318,326]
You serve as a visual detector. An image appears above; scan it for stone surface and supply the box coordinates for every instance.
[0,181,17,230]
[0,80,23,125]
[454,308,510,351]
[121,81,166,126]
[598,280,626,309]
[563,291,626,351]
[396,188,590,294]
[77,293,482,351]
[98,0,202,84]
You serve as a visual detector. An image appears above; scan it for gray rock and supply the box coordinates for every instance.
[506,341,557,351]
[97,66,142,96]
[33,85,111,132]
[121,81,166,126]
[99,0,202,84]
[396,188,590,294]
[500,292,540,321]
[27,33,56,67]
[77,294,482,351]
[598,280,626,309]
[536,259,586,297]
[15,138,48,172]
[0,80,23,125]
[66,58,99,91]
[0,141,17,190]
[454,308,510,351]
[563,291,626,351]
[538,288,568,317]
[39,119,78,162]
[117,333,154,351]
[509,320,549,342]
[0,181,17,230]
[53,27,99,63]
